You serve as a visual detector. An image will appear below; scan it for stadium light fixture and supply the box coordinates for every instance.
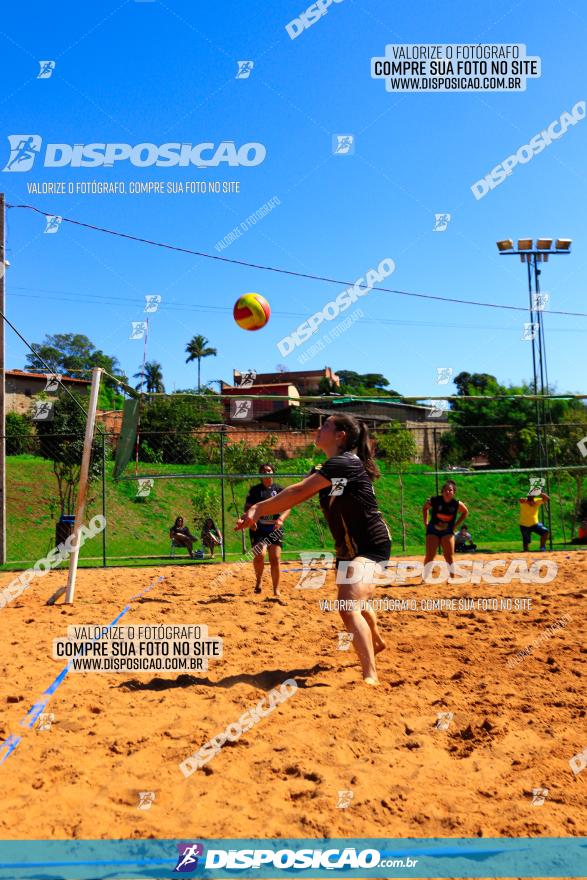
[536,238,553,250]
[555,238,572,250]
[496,239,514,252]
[518,239,532,250]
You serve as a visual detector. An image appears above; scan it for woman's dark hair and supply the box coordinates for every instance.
[260,463,274,473]
[174,516,183,527]
[329,414,380,480]
[442,480,457,492]
[203,517,215,529]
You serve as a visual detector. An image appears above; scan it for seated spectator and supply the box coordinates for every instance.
[201,518,223,557]
[571,518,587,545]
[170,516,196,558]
[455,525,477,552]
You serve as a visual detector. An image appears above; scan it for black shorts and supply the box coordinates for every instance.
[250,524,283,550]
[336,539,391,568]
[427,524,454,539]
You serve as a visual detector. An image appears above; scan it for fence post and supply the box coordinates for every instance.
[102,430,107,568]
[219,429,226,562]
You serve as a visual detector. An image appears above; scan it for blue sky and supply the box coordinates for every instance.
[1,0,586,398]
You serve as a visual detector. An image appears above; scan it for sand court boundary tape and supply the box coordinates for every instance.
[0,575,165,767]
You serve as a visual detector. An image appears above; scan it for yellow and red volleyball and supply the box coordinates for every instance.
[233,292,271,331]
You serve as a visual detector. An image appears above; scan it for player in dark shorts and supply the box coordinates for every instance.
[422,480,469,578]
[236,414,391,686]
[244,464,291,601]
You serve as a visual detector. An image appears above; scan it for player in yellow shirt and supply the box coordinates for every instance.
[518,491,550,551]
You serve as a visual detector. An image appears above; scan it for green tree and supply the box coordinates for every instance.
[35,392,104,516]
[5,412,35,455]
[25,333,127,410]
[376,421,417,550]
[185,335,217,391]
[138,396,222,464]
[336,370,400,397]
[134,361,165,393]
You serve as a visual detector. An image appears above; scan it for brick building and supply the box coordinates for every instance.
[5,370,91,415]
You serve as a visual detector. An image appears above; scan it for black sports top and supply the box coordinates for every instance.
[245,482,285,526]
[311,452,390,560]
[428,495,459,531]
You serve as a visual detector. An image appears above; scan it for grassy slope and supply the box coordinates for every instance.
[3,455,580,569]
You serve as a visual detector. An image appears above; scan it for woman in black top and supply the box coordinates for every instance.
[422,480,468,576]
[236,414,391,686]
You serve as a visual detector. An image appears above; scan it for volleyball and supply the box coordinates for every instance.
[233,292,271,331]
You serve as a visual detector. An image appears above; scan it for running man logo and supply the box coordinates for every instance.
[130,321,148,340]
[144,294,161,313]
[577,436,587,458]
[44,373,61,393]
[137,791,156,810]
[136,478,154,499]
[296,552,334,589]
[230,399,253,420]
[528,476,545,496]
[336,789,354,809]
[32,401,54,421]
[531,787,548,806]
[36,712,55,732]
[569,747,587,776]
[236,61,254,79]
[433,213,451,232]
[337,632,354,651]
[174,843,204,873]
[427,399,449,419]
[237,369,257,388]
[329,477,348,497]
[332,134,355,155]
[435,711,453,730]
[532,292,549,311]
[44,215,62,234]
[37,60,56,79]
[435,366,453,384]
[3,135,42,172]
[522,322,538,341]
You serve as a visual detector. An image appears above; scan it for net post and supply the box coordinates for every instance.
[64,367,103,604]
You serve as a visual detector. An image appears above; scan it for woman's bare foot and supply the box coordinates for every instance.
[373,635,386,655]
[363,677,379,686]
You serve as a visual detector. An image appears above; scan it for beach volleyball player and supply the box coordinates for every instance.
[244,464,291,600]
[236,414,391,685]
[422,480,469,577]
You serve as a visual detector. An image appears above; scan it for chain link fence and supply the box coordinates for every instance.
[3,424,587,567]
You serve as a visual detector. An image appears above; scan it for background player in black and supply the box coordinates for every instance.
[236,415,391,686]
[423,480,468,577]
[244,463,291,602]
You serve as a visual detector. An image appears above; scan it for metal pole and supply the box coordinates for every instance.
[0,194,6,564]
[102,429,107,567]
[433,428,439,495]
[533,257,553,549]
[65,367,102,603]
[526,257,542,466]
[219,429,226,562]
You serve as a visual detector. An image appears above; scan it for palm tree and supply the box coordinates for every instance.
[134,361,165,393]
[185,335,217,391]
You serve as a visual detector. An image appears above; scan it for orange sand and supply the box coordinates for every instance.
[0,551,585,841]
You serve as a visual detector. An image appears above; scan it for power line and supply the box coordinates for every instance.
[7,202,587,319]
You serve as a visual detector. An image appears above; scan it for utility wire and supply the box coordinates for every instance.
[7,203,587,319]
